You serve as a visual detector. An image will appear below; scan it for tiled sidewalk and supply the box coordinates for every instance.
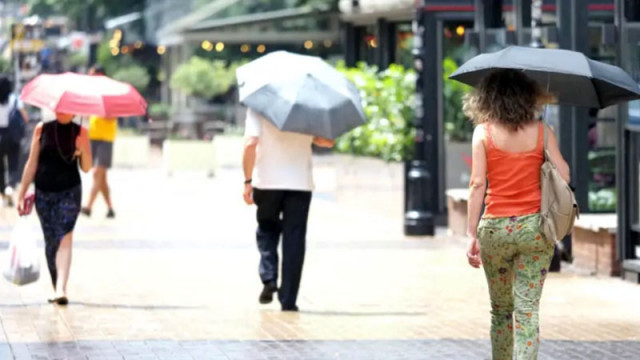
[0,168,638,359]
[1,339,639,360]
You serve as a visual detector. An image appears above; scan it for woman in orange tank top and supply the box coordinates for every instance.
[464,70,570,360]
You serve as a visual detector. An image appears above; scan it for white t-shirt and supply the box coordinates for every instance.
[0,94,23,128]
[244,109,314,191]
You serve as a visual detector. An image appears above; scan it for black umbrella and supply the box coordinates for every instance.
[449,46,640,109]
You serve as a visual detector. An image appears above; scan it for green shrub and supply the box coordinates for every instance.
[333,58,472,161]
[170,57,238,100]
[589,188,616,212]
[334,62,416,162]
[443,57,473,142]
[112,64,150,93]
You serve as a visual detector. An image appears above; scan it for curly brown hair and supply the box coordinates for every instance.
[462,69,554,131]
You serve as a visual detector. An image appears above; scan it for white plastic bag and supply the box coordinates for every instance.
[3,216,40,285]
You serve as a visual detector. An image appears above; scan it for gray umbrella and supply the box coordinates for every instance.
[450,46,640,109]
[236,51,366,140]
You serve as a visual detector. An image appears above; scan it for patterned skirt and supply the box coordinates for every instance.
[35,185,82,288]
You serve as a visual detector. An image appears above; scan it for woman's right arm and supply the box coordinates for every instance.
[17,123,42,206]
[20,108,29,123]
[466,125,488,268]
[545,125,571,184]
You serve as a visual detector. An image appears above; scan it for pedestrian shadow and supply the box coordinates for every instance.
[0,302,50,308]
[0,302,201,310]
[68,302,202,310]
[298,310,426,317]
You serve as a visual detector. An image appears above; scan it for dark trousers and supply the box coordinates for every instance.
[0,134,21,191]
[253,188,312,308]
[35,186,82,288]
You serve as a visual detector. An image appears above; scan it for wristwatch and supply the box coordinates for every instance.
[244,179,252,185]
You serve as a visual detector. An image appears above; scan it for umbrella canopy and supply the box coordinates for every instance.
[449,46,640,109]
[236,51,366,140]
[20,72,147,117]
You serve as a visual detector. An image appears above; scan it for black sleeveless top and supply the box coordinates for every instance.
[35,121,81,192]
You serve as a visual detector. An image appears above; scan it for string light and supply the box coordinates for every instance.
[215,42,224,52]
[201,40,213,51]
[157,46,166,55]
[240,44,250,53]
[304,40,313,49]
[257,44,266,53]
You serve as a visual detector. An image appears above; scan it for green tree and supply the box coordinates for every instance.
[112,64,150,93]
[195,0,337,11]
[170,57,241,100]
[96,40,138,76]
[28,0,145,31]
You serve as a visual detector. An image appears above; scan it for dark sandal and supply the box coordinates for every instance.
[48,297,69,306]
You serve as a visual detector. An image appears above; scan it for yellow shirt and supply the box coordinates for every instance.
[88,116,117,142]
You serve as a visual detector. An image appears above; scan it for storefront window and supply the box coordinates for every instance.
[395,22,413,68]
[588,23,618,212]
[361,25,377,65]
[442,21,474,191]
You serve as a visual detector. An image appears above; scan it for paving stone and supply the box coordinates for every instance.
[0,168,638,360]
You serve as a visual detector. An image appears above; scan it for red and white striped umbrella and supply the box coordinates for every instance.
[20,72,147,117]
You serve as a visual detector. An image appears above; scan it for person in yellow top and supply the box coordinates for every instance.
[81,65,117,218]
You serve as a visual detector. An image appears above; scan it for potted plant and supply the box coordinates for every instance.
[334,62,416,162]
[112,127,151,169]
[213,126,245,170]
[107,64,153,168]
[148,103,173,122]
[330,62,414,216]
[162,58,244,176]
[162,130,216,177]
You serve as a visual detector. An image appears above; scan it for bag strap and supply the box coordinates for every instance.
[542,122,550,161]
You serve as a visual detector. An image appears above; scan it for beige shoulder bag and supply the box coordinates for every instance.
[540,124,579,249]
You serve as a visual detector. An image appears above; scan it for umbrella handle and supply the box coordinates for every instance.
[542,72,551,121]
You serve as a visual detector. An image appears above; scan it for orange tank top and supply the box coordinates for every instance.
[483,122,544,218]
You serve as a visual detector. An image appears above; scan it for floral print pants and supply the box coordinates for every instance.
[478,213,555,360]
[35,186,82,289]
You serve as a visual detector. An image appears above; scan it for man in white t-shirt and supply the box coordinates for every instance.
[243,108,334,312]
